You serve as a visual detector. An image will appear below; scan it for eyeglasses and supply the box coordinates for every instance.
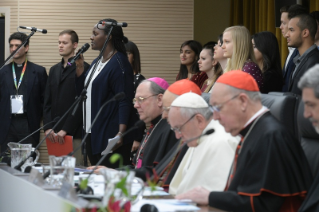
[209,94,239,113]
[171,113,197,134]
[133,94,157,105]
[162,106,170,113]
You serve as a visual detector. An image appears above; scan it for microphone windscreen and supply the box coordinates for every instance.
[42,29,47,34]
[24,166,32,173]
[82,43,90,51]
[205,129,215,135]
[122,22,128,27]
[114,92,125,101]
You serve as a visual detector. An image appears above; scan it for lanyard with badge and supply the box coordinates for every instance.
[10,59,27,114]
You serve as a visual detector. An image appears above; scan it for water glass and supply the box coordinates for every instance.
[49,156,76,188]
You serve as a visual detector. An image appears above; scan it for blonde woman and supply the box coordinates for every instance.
[222,26,263,89]
[198,44,223,93]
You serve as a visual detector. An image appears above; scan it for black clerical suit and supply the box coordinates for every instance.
[127,115,179,181]
[209,112,313,212]
[0,61,47,149]
[43,58,89,138]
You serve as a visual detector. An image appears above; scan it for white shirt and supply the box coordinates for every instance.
[84,58,108,133]
[283,47,296,72]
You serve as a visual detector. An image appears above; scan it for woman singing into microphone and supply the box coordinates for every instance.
[76,18,135,168]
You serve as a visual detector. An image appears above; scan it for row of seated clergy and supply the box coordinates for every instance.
[202,91,319,178]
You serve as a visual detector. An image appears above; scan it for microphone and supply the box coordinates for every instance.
[42,92,127,180]
[67,43,90,66]
[99,21,128,27]
[153,129,215,179]
[19,26,47,34]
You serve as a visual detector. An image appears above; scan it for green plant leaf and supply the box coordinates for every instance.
[79,178,88,190]
[109,153,121,164]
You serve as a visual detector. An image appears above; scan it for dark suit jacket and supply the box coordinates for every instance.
[288,48,319,96]
[0,61,47,146]
[43,60,89,138]
[282,48,298,92]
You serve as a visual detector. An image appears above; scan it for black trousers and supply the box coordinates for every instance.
[86,133,132,168]
[1,115,34,153]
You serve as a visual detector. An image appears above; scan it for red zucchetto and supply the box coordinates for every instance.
[168,79,201,95]
[216,70,259,92]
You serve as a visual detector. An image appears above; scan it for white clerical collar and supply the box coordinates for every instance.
[244,106,269,128]
[288,47,295,53]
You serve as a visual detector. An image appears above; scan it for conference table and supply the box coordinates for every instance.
[0,164,225,212]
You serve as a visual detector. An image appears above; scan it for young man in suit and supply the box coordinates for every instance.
[0,32,47,152]
[43,30,89,165]
[286,13,319,96]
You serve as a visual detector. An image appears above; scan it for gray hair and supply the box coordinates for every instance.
[227,85,261,102]
[179,107,213,121]
[142,80,166,95]
[298,64,319,98]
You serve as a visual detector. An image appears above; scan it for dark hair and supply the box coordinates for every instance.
[59,29,79,43]
[218,34,223,46]
[280,5,291,14]
[9,32,29,46]
[125,40,141,74]
[252,31,282,74]
[99,18,128,55]
[203,41,217,48]
[177,40,202,80]
[310,11,319,22]
[295,14,317,40]
[288,4,308,19]
[202,45,222,83]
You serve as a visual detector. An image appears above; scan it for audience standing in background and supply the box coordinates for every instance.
[43,30,90,166]
[124,40,146,156]
[222,26,264,90]
[281,4,309,92]
[286,14,319,96]
[280,5,299,92]
[252,31,283,93]
[0,32,47,152]
[198,44,222,93]
[176,40,207,88]
[310,11,319,49]
[213,34,228,71]
[76,18,135,168]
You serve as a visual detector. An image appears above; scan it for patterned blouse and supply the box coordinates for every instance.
[242,60,264,90]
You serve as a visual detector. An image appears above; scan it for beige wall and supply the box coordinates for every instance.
[0,0,194,163]
[194,0,231,45]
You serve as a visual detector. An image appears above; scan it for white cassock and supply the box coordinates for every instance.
[169,119,240,195]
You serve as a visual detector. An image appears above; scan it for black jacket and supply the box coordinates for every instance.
[288,47,319,96]
[0,61,47,146]
[43,59,89,138]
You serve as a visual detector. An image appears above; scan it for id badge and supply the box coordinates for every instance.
[11,95,24,114]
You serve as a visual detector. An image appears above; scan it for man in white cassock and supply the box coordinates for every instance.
[168,92,239,195]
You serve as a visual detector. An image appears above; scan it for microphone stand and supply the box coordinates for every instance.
[73,25,114,166]
[0,30,35,70]
[42,93,128,180]
[14,97,82,171]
